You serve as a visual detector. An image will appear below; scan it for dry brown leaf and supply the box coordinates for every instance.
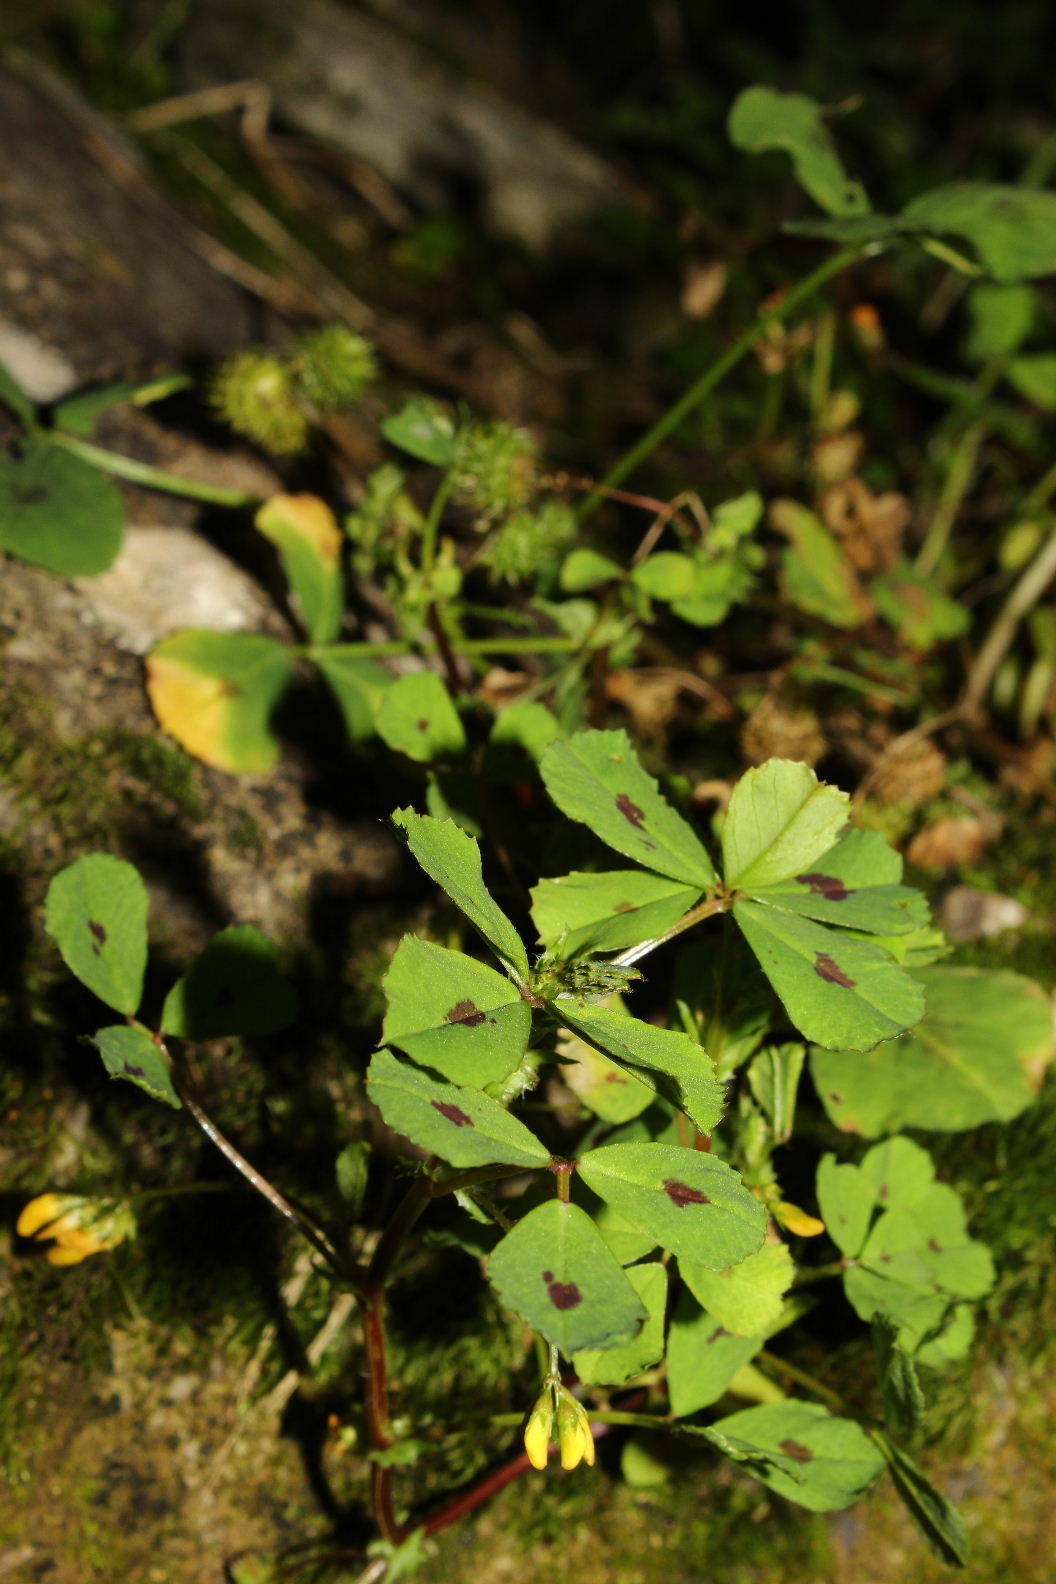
[741,695,826,768]
[607,669,684,744]
[867,738,948,807]
[681,259,728,320]
[810,431,865,487]
[906,814,997,869]
[820,476,912,572]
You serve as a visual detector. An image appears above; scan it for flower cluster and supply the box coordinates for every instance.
[16,1193,136,1266]
[523,1381,595,1472]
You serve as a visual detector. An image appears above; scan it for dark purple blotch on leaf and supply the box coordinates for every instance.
[446,999,489,1027]
[431,1100,474,1128]
[541,1269,582,1310]
[614,793,647,830]
[123,1064,146,1079]
[813,952,856,989]
[796,873,850,902]
[780,1439,814,1463]
[89,920,107,955]
[663,1178,711,1209]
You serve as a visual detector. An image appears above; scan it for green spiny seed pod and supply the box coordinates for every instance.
[292,325,379,411]
[482,499,576,585]
[453,421,539,523]
[211,350,309,456]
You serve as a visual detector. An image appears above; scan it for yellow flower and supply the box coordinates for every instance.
[774,1200,826,1237]
[523,1388,555,1471]
[556,1387,595,1471]
[16,1193,135,1266]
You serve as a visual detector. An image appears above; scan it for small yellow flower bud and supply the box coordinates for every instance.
[556,1387,595,1471]
[523,1389,555,1471]
[774,1200,826,1237]
[17,1193,68,1239]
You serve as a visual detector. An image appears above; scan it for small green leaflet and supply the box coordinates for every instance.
[811,966,1054,1135]
[733,901,925,1051]
[573,1262,668,1386]
[531,870,702,956]
[0,438,125,576]
[540,730,716,887]
[872,565,970,651]
[147,630,298,774]
[391,810,530,983]
[487,1198,647,1353]
[487,699,564,771]
[45,854,149,1016]
[53,372,192,437]
[91,1023,181,1109]
[680,1243,793,1336]
[376,672,466,763]
[558,1028,655,1124]
[722,760,850,891]
[366,1049,549,1170]
[873,1318,926,1435]
[746,1044,805,1144]
[815,1156,876,1257]
[727,87,870,217]
[577,1142,766,1269]
[381,935,530,1086]
[380,397,457,465]
[559,547,623,592]
[702,1401,885,1512]
[160,925,298,1040]
[750,828,929,935]
[557,1002,724,1133]
[313,649,392,743]
[872,1430,971,1568]
[255,494,344,645]
[902,182,1056,283]
[666,1288,765,1417]
[0,358,36,425]
[772,500,872,629]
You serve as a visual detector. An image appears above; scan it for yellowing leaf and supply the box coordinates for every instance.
[147,630,297,774]
[255,493,345,643]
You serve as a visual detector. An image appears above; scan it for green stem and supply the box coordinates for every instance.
[791,1260,847,1287]
[49,431,260,508]
[757,1348,846,1409]
[577,247,861,522]
[421,468,457,575]
[810,306,837,424]
[612,894,730,968]
[308,635,580,663]
[915,419,987,577]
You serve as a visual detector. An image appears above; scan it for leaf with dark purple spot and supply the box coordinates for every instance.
[45,854,150,1016]
[382,935,531,1087]
[366,1049,549,1169]
[91,1024,182,1109]
[750,830,930,935]
[733,901,924,1051]
[667,1287,765,1416]
[700,1400,885,1510]
[577,1142,766,1268]
[540,730,715,886]
[487,1199,646,1354]
[531,869,703,957]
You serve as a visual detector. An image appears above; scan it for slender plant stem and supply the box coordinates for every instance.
[420,468,456,574]
[612,894,730,968]
[757,1348,846,1409]
[576,247,861,522]
[915,419,987,577]
[960,521,1056,718]
[49,431,260,508]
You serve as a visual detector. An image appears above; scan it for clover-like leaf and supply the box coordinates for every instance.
[811,967,1053,1135]
[902,182,1056,283]
[147,630,297,774]
[487,1199,647,1353]
[728,87,870,217]
[91,1023,181,1109]
[531,870,701,956]
[366,1048,549,1170]
[667,1287,766,1417]
[557,1003,723,1133]
[680,1243,794,1337]
[376,671,466,763]
[576,1142,766,1269]
[701,1401,885,1512]
[540,730,715,887]
[381,935,531,1087]
[771,500,872,629]
[573,1262,668,1386]
[256,493,345,644]
[45,854,149,1016]
[722,760,851,892]
[391,810,530,982]
[380,398,457,466]
[0,438,124,576]
[313,649,392,743]
[733,901,924,1050]
[161,926,298,1040]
